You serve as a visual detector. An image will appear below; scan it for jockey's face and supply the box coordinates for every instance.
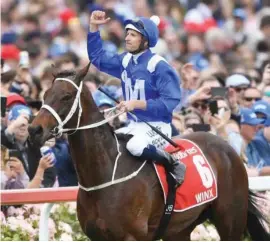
[125,29,146,52]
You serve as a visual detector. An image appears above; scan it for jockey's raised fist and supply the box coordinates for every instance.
[90,11,110,26]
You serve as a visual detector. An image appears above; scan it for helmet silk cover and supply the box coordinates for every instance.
[124,16,160,48]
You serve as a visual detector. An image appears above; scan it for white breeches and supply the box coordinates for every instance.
[115,121,172,156]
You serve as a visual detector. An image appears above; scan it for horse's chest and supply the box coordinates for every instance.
[77,197,126,240]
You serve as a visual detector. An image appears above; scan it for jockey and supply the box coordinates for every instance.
[87,11,186,187]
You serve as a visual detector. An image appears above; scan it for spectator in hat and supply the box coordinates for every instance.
[187,35,209,72]
[93,91,124,129]
[184,0,217,34]
[240,108,264,170]
[224,8,249,46]
[93,91,115,111]
[1,44,20,70]
[251,114,270,176]
[225,74,250,105]
[1,104,56,187]
[6,94,26,110]
[252,99,270,120]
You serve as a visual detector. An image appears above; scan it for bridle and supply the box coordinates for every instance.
[41,78,123,137]
[41,77,146,191]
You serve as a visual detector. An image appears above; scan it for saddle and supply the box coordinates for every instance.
[116,133,218,211]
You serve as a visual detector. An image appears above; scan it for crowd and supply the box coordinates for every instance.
[1,0,270,193]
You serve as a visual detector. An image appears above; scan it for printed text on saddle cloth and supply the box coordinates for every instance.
[154,139,218,212]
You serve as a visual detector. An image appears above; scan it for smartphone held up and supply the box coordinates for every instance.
[19,51,30,69]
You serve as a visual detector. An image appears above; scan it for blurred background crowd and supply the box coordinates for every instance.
[1,0,270,192]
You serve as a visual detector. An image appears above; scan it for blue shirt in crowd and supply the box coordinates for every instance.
[52,139,78,187]
[250,129,270,167]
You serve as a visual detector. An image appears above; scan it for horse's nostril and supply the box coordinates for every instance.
[28,125,43,136]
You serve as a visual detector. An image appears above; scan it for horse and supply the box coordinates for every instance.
[28,63,270,241]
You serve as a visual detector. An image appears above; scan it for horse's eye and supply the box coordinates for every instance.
[62,94,72,101]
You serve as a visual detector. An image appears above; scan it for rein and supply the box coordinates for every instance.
[79,133,147,192]
[41,78,124,137]
[41,77,146,191]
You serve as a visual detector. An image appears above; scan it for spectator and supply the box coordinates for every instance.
[262,84,270,103]
[251,100,270,175]
[258,62,270,92]
[1,0,270,186]
[1,145,29,189]
[199,75,223,88]
[183,109,204,135]
[260,15,270,46]
[224,8,248,46]
[93,90,124,130]
[184,0,217,34]
[1,104,56,187]
[251,115,270,176]
[172,113,185,134]
[225,74,250,105]
[187,35,209,71]
[54,52,80,71]
[253,99,270,120]
[239,108,264,171]
[175,63,199,111]
[84,73,101,94]
[242,87,262,108]
[52,136,78,187]
[187,86,211,116]
[6,94,26,110]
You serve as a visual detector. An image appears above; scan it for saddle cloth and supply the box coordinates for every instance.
[153,139,218,212]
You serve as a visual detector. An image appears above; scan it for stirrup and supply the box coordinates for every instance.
[169,172,183,188]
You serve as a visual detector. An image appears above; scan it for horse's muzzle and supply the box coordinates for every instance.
[28,125,44,145]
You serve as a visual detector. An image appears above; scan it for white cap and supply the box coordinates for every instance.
[225,74,250,87]
[125,23,142,34]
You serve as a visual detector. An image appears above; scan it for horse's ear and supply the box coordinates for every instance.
[76,61,91,83]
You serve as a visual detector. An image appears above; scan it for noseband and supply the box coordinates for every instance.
[41,78,123,137]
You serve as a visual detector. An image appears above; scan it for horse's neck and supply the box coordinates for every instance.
[67,89,118,187]
[68,122,117,187]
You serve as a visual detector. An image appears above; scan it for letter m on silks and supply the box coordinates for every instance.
[122,70,146,101]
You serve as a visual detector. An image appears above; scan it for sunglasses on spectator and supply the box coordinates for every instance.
[233,86,249,92]
[244,97,261,102]
[192,102,208,110]
[255,113,267,119]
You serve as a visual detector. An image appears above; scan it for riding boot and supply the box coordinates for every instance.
[141,145,186,188]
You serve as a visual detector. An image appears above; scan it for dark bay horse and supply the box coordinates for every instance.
[29,64,270,240]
